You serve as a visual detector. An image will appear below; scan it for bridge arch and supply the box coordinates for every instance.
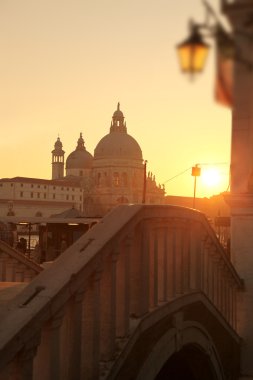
[155,344,219,380]
[137,320,224,380]
[109,293,240,380]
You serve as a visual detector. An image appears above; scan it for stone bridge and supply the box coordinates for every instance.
[0,205,243,379]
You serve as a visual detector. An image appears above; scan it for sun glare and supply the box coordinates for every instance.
[201,168,220,187]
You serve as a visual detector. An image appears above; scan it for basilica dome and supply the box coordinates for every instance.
[66,133,93,169]
[94,103,142,160]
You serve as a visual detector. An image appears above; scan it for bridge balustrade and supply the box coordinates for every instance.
[0,205,243,379]
[0,240,42,283]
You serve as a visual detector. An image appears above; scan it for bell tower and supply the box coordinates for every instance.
[52,136,65,179]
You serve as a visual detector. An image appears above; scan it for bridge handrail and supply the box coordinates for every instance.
[0,205,243,379]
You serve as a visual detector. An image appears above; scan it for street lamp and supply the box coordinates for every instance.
[176,0,253,77]
[177,23,210,75]
[191,164,201,208]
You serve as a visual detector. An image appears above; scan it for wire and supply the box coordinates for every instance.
[163,167,192,185]
[162,162,229,186]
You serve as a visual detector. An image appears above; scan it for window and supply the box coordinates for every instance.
[66,195,69,200]
[31,192,33,198]
[20,191,23,197]
[53,186,56,190]
[113,172,120,187]
[72,195,75,201]
[53,194,55,199]
[79,170,83,176]
[21,183,23,187]
[38,185,40,188]
[11,184,13,187]
[37,193,40,198]
[44,193,46,199]
[31,184,34,188]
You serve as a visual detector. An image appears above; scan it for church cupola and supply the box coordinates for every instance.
[65,133,93,177]
[52,136,65,179]
[76,133,85,150]
[110,102,127,133]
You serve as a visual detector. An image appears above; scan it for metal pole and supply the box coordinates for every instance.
[142,160,147,204]
[192,164,201,209]
[28,223,31,259]
[193,176,197,208]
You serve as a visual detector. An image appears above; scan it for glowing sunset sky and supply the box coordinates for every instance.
[0,0,231,198]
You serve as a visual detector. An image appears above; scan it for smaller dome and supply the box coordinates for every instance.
[66,133,93,170]
[52,136,64,154]
[55,137,62,149]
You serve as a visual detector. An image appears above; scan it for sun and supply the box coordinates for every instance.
[201,168,220,187]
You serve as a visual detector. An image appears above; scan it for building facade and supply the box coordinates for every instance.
[0,104,165,218]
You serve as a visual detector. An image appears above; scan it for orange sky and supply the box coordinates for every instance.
[0,0,231,198]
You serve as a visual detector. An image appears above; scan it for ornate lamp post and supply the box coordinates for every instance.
[177,1,253,378]
[177,23,210,76]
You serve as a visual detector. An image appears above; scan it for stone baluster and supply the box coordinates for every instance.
[33,309,64,380]
[6,258,15,281]
[216,259,222,313]
[227,279,234,327]
[141,223,151,313]
[220,266,226,318]
[199,234,206,293]
[166,226,175,300]
[99,250,117,362]
[209,255,215,304]
[15,263,25,282]
[153,228,159,307]
[157,227,168,303]
[211,253,220,309]
[232,284,238,330]
[65,287,86,380]
[222,269,228,321]
[229,278,237,328]
[182,226,190,294]
[202,239,209,296]
[129,224,150,317]
[13,333,41,380]
[149,226,155,309]
[24,270,34,283]
[116,237,130,338]
[162,226,169,301]
[189,222,202,291]
[81,269,101,380]
[175,226,184,296]
[224,269,230,322]
[0,256,6,281]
